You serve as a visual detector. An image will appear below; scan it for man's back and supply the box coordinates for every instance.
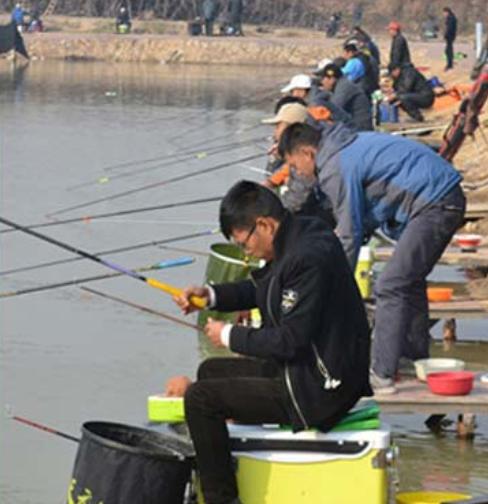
[330,77,373,131]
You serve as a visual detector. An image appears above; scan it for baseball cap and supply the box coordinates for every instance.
[316,63,343,79]
[313,57,332,75]
[388,21,401,31]
[280,74,312,94]
[261,103,308,125]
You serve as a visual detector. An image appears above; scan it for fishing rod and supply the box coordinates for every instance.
[80,286,200,331]
[0,216,207,308]
[0,196,222,235]
[0,257,194,299]
[0,228,217,277]
[11,414,80,443]
[67,136,266,191]
[47,152,266,217]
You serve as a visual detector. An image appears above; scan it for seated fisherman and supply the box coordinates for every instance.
[279,122,465,394]
[168,180,372,504]
[115,6,131,33]
[387,62,435,122]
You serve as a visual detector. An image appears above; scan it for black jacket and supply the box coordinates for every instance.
[330,76,373,131]
[356,52,379,96]
[394,64,435,103]
[444,12,457,42]
[213,213,372,432]
[390,32,411,67]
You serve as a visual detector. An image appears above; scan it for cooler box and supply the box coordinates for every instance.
[199,423,391,504]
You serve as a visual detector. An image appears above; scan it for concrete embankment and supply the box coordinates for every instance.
[22,32,341,66]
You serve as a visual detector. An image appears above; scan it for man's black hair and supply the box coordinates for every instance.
[274,95,307,114]
[219,180,286,239]
[277,123,321,159]
[343,43,358,53]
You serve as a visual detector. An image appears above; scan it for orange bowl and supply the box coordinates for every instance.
[427,287,453,302]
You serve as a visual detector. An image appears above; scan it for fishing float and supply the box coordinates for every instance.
[0,257,195,299]
[0,216,207,308]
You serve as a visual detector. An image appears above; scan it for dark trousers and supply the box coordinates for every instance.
[445,39,454,69]
[397,92,434,121]
[185,357,290,504]
[204,19,214,36]
[372,185,465,378]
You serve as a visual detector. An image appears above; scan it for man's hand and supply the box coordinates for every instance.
[173,285,210,314]
[165,375,192,397]
[204,317,226,348]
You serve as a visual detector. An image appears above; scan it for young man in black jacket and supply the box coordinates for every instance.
[169,181,372,504]
[388,21,411,68]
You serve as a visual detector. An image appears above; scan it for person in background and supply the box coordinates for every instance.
[280,73,354,127]
[351,26,381,65]
[202,0,219,36]
[318,63,373,131]
[388,21,411,68]
[351,2,363,30]
[442,7,457,71]
[343,43,379,97]
[11,3,26,32]
[167,180,372,504]
[279,122,465,395]
[342,43,366,82]
[115,6,131,34]
[388,62,434,122]
[228,0,243,35]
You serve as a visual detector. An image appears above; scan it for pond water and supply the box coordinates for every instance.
[0,60,487,503]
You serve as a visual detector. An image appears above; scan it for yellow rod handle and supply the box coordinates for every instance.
[146,278,207,309]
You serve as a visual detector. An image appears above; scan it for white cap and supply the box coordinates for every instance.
[261,103,308,125]
[313,58,332,75]
[280,74,312,94]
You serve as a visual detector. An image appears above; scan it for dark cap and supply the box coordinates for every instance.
[317,63,343,79]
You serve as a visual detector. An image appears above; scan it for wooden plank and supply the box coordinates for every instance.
[374,246,488,267]
[375,378,488,414]
[465,203,488,220]
[365,298,488,320]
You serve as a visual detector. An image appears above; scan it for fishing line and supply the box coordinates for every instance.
[0,228,218,277]
[0,196,222,236]
[47,153,265,217]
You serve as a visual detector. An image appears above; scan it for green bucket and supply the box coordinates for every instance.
[198,243,260,327]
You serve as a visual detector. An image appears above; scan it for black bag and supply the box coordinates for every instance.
[67,422,194,504]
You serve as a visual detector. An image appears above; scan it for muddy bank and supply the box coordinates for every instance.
[19,32,343,66]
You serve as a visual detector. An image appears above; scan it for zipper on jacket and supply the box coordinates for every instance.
[312,343,341,390]
[266,276,309,430]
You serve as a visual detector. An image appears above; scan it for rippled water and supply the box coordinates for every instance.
[1,60,487,503]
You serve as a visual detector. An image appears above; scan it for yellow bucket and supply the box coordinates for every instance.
[396,491,471,504]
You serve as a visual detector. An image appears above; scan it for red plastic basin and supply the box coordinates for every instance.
[427,371,474,396]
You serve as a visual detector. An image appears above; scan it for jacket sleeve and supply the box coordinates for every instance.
[229,257,327,361]
[212,279,257,312]
[334,165,365,269]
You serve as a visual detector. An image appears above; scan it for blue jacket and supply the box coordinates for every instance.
[315,124,462,267]
[343,57,365,82]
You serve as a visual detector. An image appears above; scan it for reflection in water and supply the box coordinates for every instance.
[0,60,281,111]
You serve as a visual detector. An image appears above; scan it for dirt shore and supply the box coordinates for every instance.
[0,14,475,68]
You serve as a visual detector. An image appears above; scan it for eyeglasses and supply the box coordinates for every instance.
[232,223,256,250]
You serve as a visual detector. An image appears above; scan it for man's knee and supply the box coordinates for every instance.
[185,381,210,415]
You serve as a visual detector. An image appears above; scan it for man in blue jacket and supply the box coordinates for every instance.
[170,181,372,504]
[279,123,465,394]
